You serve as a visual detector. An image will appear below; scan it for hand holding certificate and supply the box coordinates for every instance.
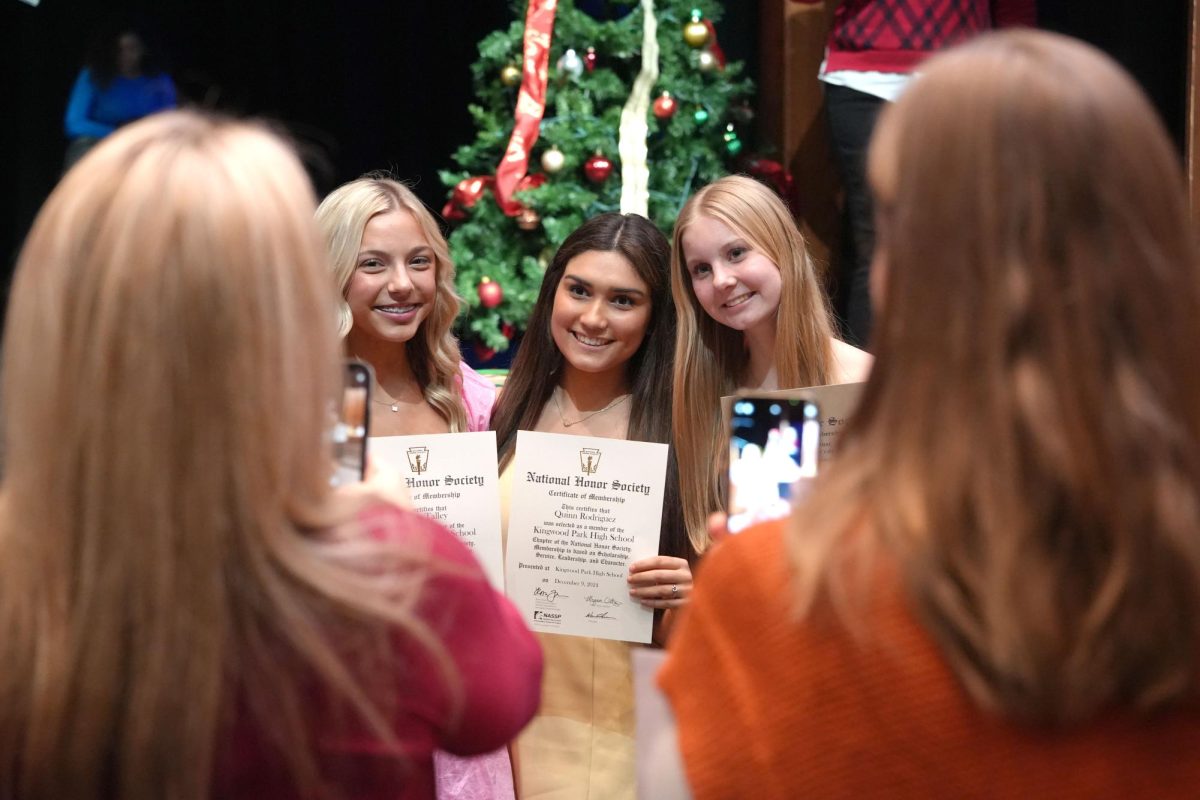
[506,430,668,643]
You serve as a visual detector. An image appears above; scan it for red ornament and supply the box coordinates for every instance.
[584,153,613,184]
[473,341,496,363]
[453,176,491,209]
[652,91,678,120]
[745,157,797,205]
[584,46,597,72]
[477,277,504,309]
[501,322,516,340]
[442,175,495,220]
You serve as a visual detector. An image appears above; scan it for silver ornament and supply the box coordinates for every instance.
[558,48,585,80]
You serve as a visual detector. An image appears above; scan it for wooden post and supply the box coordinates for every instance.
[758,0,842,270]
[1189,0,1200,219]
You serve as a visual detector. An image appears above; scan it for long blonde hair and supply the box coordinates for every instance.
[0,112,453,798]
[315,176,469,431]
[671,175,836,552]
[791,31,1200,724]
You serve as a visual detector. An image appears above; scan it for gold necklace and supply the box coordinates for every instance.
[552,388,630,428]
[372,386,417,413]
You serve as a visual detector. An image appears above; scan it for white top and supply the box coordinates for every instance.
[819,61,914,103]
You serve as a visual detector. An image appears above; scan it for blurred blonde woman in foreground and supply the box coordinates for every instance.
[661,31,1200,799]
[0,111,541,800]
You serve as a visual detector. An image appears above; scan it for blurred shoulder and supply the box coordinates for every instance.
[829,337,873,384]
[355,502,476,566]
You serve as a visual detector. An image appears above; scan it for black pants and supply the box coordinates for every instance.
[825,83,886,350]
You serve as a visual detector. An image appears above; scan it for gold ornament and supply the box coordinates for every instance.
[697,50,718,73]
[516,207,541,231]
[500,64,521,87]
[683,18,710,48]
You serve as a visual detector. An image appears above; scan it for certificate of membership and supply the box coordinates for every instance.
[506,430,668,643]
[370,432,505,590]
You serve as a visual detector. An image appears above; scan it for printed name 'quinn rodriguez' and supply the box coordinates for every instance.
[524,471,652,496]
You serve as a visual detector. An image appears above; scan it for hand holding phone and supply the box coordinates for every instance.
[331,361,372,487]
[726,395,820,534]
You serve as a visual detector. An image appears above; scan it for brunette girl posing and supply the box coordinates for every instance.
[492,213,692,799]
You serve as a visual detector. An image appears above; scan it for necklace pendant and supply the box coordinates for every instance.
[390,403,399,413]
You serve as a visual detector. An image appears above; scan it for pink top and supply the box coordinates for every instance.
[214,506,542,798]
[458,363,497,433]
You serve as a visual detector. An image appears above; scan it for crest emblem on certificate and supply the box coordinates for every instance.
[579,447,602,475]
[406,446,430,474]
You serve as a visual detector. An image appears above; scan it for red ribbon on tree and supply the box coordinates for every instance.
[702,19,727,68]
[494,0,558,216]
[441,173,547,221]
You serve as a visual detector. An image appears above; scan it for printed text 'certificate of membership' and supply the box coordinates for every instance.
[506,430,667,643]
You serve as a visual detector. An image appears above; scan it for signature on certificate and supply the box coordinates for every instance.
[534,586,569,602]
[584,595,622,608]
[586,611,615,620]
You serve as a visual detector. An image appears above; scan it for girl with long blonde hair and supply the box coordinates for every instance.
[0,111,540,800]
[662,31,1200,798]
[316,176,495,436]
[671,175,871,552]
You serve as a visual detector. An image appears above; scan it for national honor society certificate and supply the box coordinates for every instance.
[506,430,668,643]
[370,432,505,590]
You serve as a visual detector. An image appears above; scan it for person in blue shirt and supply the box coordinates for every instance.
[64,27,177,169]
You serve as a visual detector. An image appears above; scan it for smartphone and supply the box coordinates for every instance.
[726,395,820,534]
[330,360,372,487]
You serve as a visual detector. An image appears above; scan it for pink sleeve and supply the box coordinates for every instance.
[992,0,1036,27]
[405,514,543,754]
[457,363,498,433]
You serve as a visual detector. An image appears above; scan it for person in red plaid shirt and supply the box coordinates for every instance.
[793,0,1036,349]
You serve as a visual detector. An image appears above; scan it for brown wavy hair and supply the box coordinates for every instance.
[316,175,470,431]
[790,31,1200,725]
[671,175,836,553]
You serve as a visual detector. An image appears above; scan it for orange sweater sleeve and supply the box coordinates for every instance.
[658,520,799,799]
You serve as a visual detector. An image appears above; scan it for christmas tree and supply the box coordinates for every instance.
[441,0,753,358]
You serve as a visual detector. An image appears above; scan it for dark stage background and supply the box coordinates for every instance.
[1,0,1190,280]
[1,1,759,270]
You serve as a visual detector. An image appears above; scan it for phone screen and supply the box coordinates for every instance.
[727,396,820,534]
[331,361,371,487]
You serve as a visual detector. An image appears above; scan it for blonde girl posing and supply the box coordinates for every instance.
[318,177,516,798]
[671,175,872,552]
[316,175,495,436]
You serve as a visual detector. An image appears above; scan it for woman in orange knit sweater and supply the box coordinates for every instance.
[660,30,1200,799]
